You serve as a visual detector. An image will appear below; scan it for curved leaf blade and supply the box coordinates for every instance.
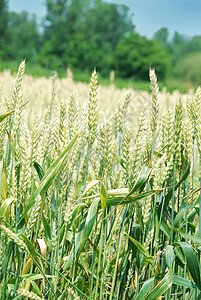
[177,242,201,290]
[19,133,78,222]
[0,197,17,219]
[64,197,100,270]
[126,166,151,198]
[0,110,14,122]
[125,233,153,259]
[136,277,155,300]
[145,270,173,300]
[173,275,196,289]
[106,190,156,207]
[165,245,175,268]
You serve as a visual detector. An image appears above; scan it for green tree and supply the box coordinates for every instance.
[40,0,134,73]
[82,1,134,73]
[114,32,171,80]
[186,35,201,53]
[153,27,169,48]
[168,32,201,65]
[0,0,9,58]
[39,0,87,69]
[174,52,201,84]
[7,11,41,62]
[169,31,190,61]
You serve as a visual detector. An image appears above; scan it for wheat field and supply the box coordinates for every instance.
[0,61,201,299]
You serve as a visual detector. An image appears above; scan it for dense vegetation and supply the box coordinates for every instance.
[1,61,201,299]
[1,0,201,86]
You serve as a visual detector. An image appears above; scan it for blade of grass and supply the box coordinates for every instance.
[176,242,201,290]
[135,277,155,300]
[19,133,79,222]
[144,270,173,300]
[0,110,14,122]
[64,197,100,270]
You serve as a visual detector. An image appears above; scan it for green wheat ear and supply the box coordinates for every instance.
[68,93,80,140]
[88,69,98,145]
[11,60,26,111]
[149,68,159,132]
[0,225,27,251]
[17,288,44,300]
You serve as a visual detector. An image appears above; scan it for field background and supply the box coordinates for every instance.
[1,0,201,93]
[1,0,201,299]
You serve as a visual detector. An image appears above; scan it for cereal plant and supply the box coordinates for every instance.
[0,61,201,299]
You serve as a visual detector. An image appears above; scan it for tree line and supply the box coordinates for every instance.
[1,0,201,82]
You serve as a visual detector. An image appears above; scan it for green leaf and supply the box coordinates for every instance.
[20,234,58,299]
[162,162,190,209]
[125,166,151,198]
[30,247,90,299]
[106,190,156,207]
[33,161,45,180]
[76,198,99,255]
[173,206,193,229]
[8,274,54,284]
[145,270,173,300]
[30,280,42,297]
[100,183,107,209]
[101,166,151,208]
[19,234,41,267]
[174,246,185,266]
[73,180,82,200]
[172,275,196,289]
[64,198,100,270]
[1,159,6,199]
[19,134,78,222]
[0,110,14,122]
[178,230,201,245]
[0,197,17,219]
[125,233,153,259]
[160,217,171,238]
[82,180,100,197]
[107,188,128,196]
[165,245,175,268]
[177,242,201,290]
[136,277,155,300]
[0,161,3,197]
[187,289,197,299]
[42,213,51,239]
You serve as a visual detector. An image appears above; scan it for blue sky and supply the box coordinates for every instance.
[9,0,201,38]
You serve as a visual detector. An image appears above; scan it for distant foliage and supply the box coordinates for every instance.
[114,32,171,80]
[0,0,8,58]
[7,11,40,61]
[1,1,201,83]
[39,0,134,73]
[175,52,201,83]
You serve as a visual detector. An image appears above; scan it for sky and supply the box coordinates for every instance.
[8,0,201,39]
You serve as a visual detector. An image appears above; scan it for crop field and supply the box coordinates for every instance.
[0,61,201,299]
